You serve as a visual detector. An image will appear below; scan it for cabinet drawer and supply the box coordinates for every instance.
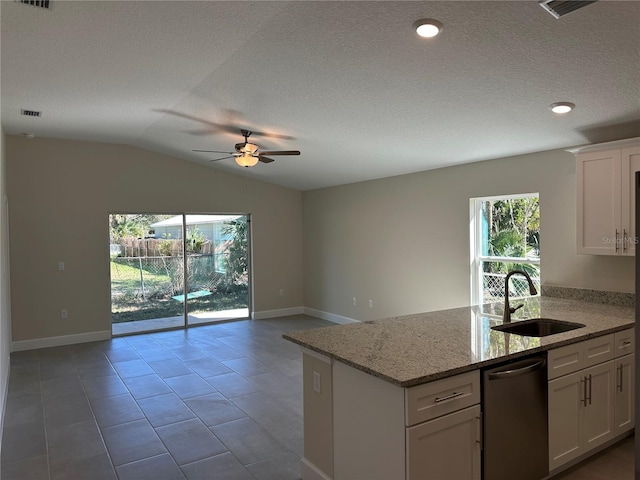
[548,334,614,380]
[406,405,481,480]
[405,371,480,426]
[614,328,634,357]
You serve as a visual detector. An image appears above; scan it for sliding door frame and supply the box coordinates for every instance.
[109,211,253,337]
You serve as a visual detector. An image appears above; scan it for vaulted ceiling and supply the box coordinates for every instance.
[2,1,639,190]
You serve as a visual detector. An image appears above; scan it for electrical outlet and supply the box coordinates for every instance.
[368,299,373,308]
[279,288,284,297]
[352,297,357,305]
[313,371,321,393]
[58,261,65,271]
[60,309,68,319]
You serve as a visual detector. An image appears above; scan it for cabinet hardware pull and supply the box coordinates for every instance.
[618,364,624,392]
[475,415,482,449]
[580,378,587,406]
[615,230,620,252]
[623,229,628,252]
[434,391,465,403]
[587,374,592,406]
[622,340,632,347]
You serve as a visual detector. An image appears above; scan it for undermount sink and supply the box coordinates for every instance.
[491,318,586,337]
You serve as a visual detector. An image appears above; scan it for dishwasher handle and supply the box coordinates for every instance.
[487,358,546,380]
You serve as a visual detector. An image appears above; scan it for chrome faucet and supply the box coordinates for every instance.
[503,270,538,323]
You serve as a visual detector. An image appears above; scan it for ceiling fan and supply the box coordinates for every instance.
[193,129,300,168]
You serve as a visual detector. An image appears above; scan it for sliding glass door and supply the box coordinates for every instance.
[109,213,250,336]
[185,215,250,326]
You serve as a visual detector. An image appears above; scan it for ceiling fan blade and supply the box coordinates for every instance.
[248,131,295,140]
[156,109,239,134]
[258,150,300,156]
[193,149,233,154]
[209,156,235,163]
[258,156,275,163]
[157,109,295,139]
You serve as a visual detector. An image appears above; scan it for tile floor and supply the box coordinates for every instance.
[552,434,634,480]
[1,315,333,480]
[1,314,634,480]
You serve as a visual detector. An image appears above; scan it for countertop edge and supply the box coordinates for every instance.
[283,320,635,388]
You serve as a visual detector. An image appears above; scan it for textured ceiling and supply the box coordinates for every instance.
[1,0,639,191]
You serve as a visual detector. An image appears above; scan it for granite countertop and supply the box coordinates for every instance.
[283,297,634,388]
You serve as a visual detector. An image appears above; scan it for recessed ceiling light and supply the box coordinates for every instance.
[550,102,575,114]
[413,19,443,38]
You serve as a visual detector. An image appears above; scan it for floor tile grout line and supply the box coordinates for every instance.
[99,345,174,477]
[102,338,238,473]
[71,349,119,480]
[37,358,53,480]
[4,316,329,479]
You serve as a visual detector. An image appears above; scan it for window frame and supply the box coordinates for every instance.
[470,193,540,306]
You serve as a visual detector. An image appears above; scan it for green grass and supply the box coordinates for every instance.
[110,259,172,291]
[110,259,248,323]
[111,289,248,323]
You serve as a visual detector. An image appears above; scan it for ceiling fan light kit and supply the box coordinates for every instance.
[236,152,259,168]
[193,128,300,168]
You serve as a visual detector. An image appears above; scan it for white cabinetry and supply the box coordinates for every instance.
[575,138,640,255]
[548,329,634,472]
[406,405,481,480]
[614,329,635,435]
[405,371,481,480]
[331,362,480,480]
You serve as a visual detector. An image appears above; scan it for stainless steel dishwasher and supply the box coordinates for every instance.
[483,355,548,480]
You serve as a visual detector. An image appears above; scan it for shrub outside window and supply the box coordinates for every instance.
[470,194,540,306]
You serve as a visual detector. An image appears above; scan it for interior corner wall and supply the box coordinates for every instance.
[302,148,634,321]
[0,125,11,450]
[6,135,303,344]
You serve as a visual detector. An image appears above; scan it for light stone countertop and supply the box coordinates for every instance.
[283,297,634,387]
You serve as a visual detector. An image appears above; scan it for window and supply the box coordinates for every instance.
[470,194,540,305]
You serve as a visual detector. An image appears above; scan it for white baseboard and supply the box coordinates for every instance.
[301,457,333,480]
[304,307,359,325]
[11,330,112,352]
[253,307,304,320]
[9,308,356,350]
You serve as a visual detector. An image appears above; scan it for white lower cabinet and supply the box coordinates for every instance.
[614,354,634,435]
[331,362,480,480]
[548,360,615,471]
[406,404,481,480]
[548,329,634,473]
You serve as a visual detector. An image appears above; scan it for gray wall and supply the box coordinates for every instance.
[5,135,636,342]
[302,148,634,321]
[6,135,303,342]
[0,126,11,445]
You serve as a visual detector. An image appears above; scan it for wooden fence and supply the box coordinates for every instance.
[118,238,212,257]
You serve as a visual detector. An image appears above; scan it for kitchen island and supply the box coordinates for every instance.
[284,297,634,480]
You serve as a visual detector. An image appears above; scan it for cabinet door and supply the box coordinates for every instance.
[582,361,615,451]
[406,405,481,480]
[576,149,622,255]
[620,146,640,255]
[615,354,635,435]
[548,372,582,471]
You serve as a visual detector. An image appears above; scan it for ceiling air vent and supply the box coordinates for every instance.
[539,0,598,19]
[21,109,42,117]
[18,0,51,9]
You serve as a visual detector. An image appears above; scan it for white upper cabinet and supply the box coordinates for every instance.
[575,138,640,255]
[620,145,640,255]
